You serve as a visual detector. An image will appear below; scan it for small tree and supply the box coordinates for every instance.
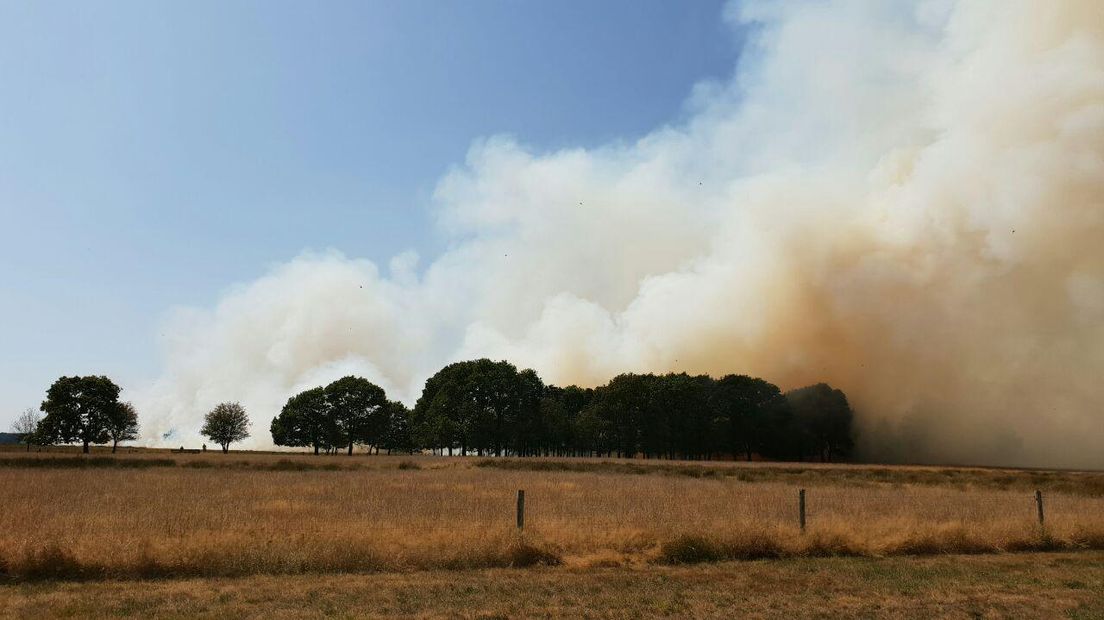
[201,402,250,453]
[107,401,140,453]
[12,407,41,452]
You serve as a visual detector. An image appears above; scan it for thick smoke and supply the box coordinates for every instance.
[139,0,1104,468]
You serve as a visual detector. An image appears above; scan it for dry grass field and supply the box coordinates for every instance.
[2,450,1104,581]
[3,552,1103,619]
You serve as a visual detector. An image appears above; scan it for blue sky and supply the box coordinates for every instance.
[0,0,740,425]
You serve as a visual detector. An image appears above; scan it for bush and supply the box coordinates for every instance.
[505,540,562,567]
[268,459,312,471]
[6,543,86,580]
[658,535,722,564]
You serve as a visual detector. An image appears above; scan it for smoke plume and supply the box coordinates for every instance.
[139,0,1104,468]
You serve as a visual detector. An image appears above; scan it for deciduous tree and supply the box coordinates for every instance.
[413,359,543,457]
[785,383,854,462]
[201,402,250,453]
[380,400,414,454]
[107,401,140,453]
[12,407,40,452]
[38,375,122,453]
[712,374,789,461]
[324,376,388,455]
[271,388,330,454]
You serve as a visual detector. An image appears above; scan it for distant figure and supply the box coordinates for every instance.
[179,446,184,453]
[202,444,207,452]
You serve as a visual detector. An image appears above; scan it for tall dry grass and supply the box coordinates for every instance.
[2,457,1103,579]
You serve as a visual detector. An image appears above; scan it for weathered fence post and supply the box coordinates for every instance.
[799,489,806,532]
[1035,490,1044,526]
[516,489,525,530]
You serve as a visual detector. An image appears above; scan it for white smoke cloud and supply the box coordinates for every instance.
[138,0,1104,468]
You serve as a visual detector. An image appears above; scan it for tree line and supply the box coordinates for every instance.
[273,359,853,462]
[14,361,854,461]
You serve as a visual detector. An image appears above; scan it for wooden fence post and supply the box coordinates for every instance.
[1035,490,1044,526]
[517,489,525,530]
[799,489,806,532]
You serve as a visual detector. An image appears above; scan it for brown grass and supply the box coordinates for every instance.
[473,457,1104,496]
[7,448,1104,495]
[2,453,1103,580]
[3,552,1104,619]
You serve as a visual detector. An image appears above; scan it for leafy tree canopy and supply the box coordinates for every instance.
[785,383,854,462]
[38,375,122,453]
[324,376,388,455]
[271,387,331,454]
[201,402,250,453]
[413,359,543,456]
[107,401,140,453]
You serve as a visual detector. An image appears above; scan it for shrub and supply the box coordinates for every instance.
[658,535,722,564]
[505,540,562,567]
[8,543,86,580]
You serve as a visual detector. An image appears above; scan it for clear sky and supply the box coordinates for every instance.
[0,0,739,426]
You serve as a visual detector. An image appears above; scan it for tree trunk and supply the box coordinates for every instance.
[83,440,90,454]
[347,442,353,456]
[112,439,118,454]
[222,443,229,453]
[314,444,319,455]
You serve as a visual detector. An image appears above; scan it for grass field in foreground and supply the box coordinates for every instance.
[2,453,1104,578]
[3,551,1103,619]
